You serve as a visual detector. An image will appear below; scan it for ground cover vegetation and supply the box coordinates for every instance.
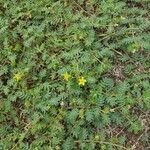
[0,0,150,149]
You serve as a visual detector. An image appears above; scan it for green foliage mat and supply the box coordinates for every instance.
[0,0,150,149]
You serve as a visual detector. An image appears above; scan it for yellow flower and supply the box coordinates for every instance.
[78,76,87,86]
[63,72,71,81]
[13,73,22,81]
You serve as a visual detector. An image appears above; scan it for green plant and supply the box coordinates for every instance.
[0,0,149,149]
